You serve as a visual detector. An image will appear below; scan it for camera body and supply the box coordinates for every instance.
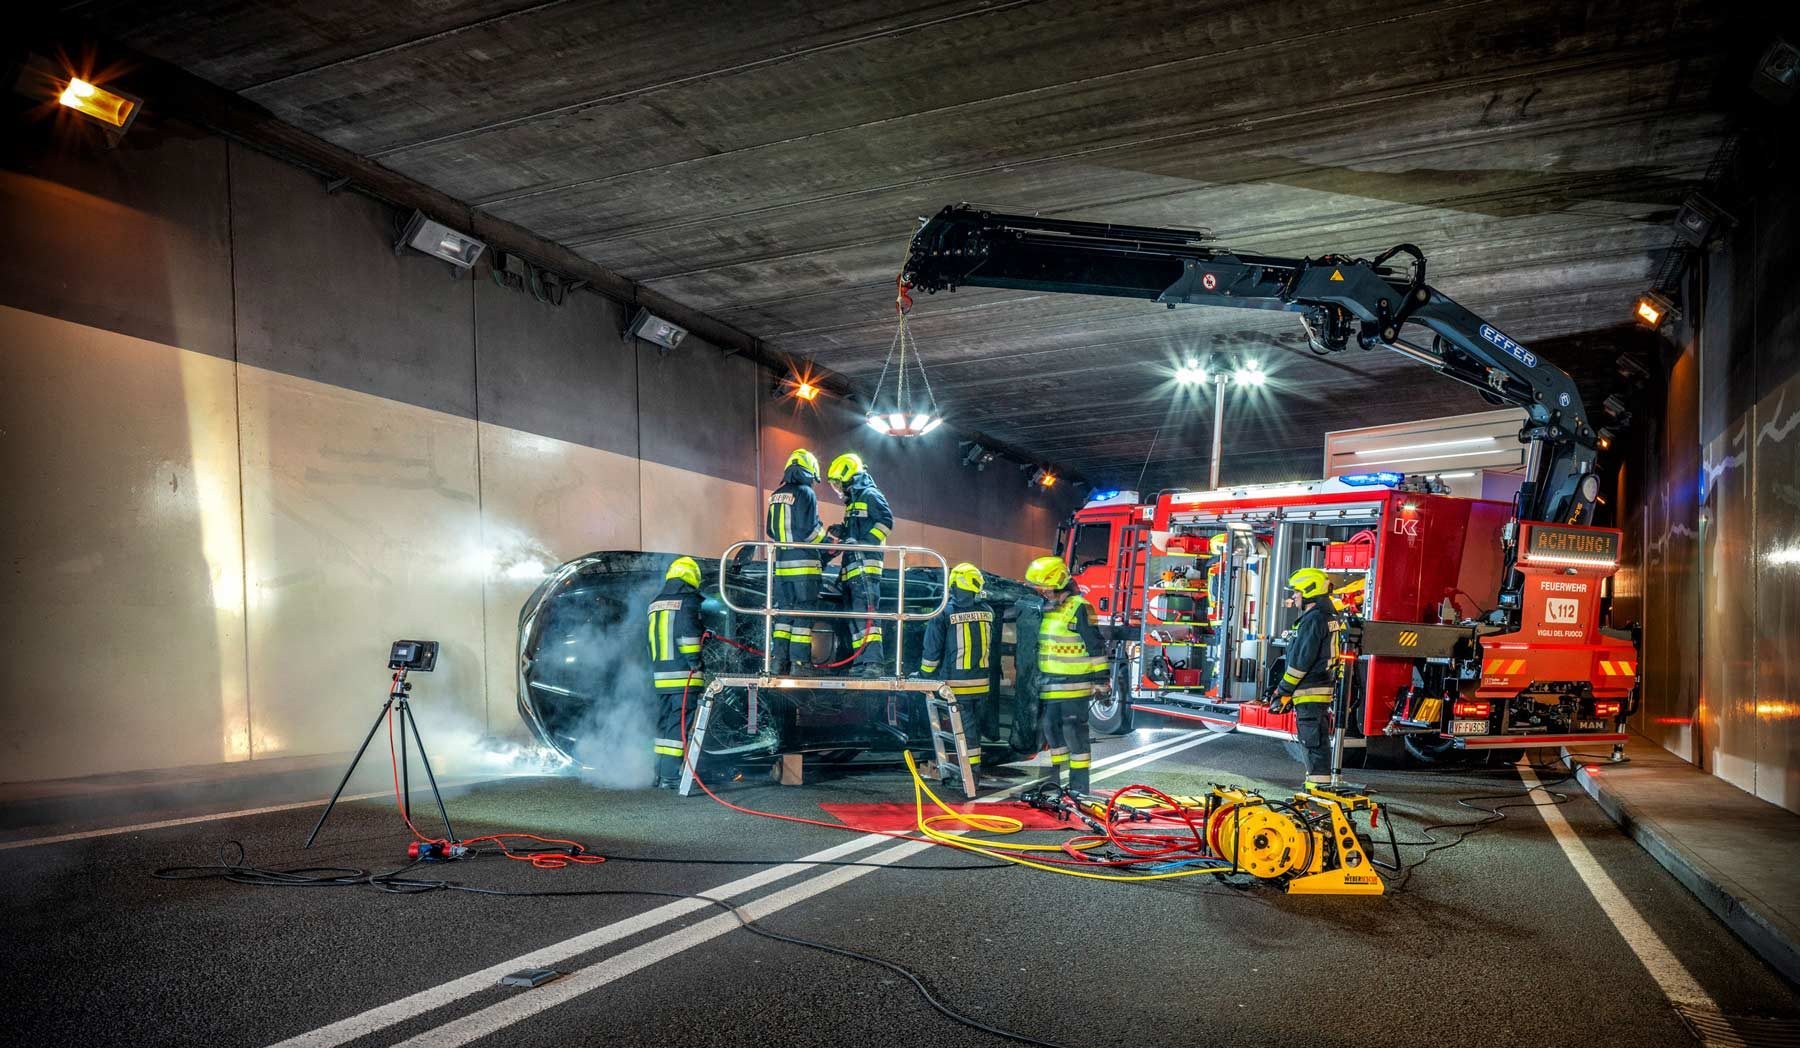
[388,639,439,673]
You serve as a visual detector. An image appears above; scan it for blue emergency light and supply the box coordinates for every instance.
[1339,471,1404,487]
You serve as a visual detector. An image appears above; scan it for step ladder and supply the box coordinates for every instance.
[677,676,980,799]
[924,686,979,799]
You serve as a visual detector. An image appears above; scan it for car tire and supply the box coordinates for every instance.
[1089,659,1135,735]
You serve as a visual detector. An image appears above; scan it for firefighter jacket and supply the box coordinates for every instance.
[920,589,995,696]
[766,463,828,577]
[838,473,893,582]
[1278,593,1338,701]
[647,577,705,692]
[1035,592,1108,702]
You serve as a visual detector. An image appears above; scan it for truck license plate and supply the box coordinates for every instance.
[1451,719,1489,735]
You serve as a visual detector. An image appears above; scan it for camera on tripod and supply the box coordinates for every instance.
[388,639,439,672]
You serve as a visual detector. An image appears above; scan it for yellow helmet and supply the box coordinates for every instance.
[785,448,820,480]
[827,452,865,484]
[1024,555,1071,591]
[1208,533,1229,555]
[948,562,984,594]
[1288,567,1331,599]
[665,556,702,590]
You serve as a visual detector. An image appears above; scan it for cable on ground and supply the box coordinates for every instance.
[150,847,1072,1048]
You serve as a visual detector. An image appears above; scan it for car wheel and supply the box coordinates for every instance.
[1088,660,1135,735]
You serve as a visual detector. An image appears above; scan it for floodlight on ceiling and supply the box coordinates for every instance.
[1633,290,1676,329]
[1673,194,1728,247]
[396,210,485,269]
[57,76,140,132]
[1175,361,1207,386]
[627,307,689,350]
[1752,38,1797,103]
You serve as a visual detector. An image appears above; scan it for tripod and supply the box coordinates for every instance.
[305,667,456,848]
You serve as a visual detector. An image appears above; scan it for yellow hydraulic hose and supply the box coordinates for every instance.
[903,752,1236,882]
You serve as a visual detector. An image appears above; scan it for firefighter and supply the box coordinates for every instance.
[1023,555,1109,793]
[1269,566,1340,785]
[647,556,706,789]
[918,563,994,773]
[765,448,829,674]
[828,452,893,677]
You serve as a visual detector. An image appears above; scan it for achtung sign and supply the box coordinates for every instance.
[1523,524,1619,563]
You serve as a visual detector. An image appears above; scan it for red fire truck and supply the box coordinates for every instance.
[903,205,1640,764]
[1062,477,1635,763]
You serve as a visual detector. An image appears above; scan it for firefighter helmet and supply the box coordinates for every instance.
[666,556,702,590]
[1024,555,1071,591]
[948,562,984,594]
[827,452,865,485]
[1288,567,1331,599]
[785,448,820,480]
[1209,533,1229,555]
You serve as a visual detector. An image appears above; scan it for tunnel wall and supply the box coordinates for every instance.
[0,120,1074,785]
[1628,134,1800,813]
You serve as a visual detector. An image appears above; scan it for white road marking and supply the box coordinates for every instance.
[0,791,391,850]
[265,831,895,1048]
[269,729,1214,1048]
[1518,767,1715,1009]
[390,837,939,1048]
[1091,730,1224,782]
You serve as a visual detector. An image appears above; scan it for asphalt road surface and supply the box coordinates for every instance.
[5,726,1797,1048]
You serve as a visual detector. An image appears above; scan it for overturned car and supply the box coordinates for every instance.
[516,550,1043,771]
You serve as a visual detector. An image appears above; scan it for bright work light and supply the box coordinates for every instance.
[58,77,140,130]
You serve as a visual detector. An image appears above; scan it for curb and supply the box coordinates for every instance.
[1568,754,1800,987]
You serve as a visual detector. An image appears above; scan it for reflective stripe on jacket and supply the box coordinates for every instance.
[647,579,705,691]
[839,474,893,581]
[1278,593,1338,701]
[1037,594,1107,701]
[920,592,994,695]
[767,464,827,576]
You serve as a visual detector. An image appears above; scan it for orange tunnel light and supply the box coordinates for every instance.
[58,77,138,129]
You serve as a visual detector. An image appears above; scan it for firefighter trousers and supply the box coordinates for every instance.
[653,687,692,783]
[1039,698,1091,793]
[845,574,884,668]
[952,690,987,771]
[1293,698,1333,778]
[771,575,819,670]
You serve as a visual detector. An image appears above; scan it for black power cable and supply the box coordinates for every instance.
[1378,750,1625,892]
[153,844,1069,1048]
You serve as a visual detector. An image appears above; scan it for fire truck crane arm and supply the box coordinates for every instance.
[903,205,1601,530]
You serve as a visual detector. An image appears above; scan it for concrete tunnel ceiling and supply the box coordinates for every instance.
[66,0,1737,490]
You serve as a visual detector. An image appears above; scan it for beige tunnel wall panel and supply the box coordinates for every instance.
[638,461,761,558]
[0,307,249,780]
[236,367,487,760]
[476,422,644,740]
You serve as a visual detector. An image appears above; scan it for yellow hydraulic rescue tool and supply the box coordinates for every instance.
[1212,784,1385,896]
